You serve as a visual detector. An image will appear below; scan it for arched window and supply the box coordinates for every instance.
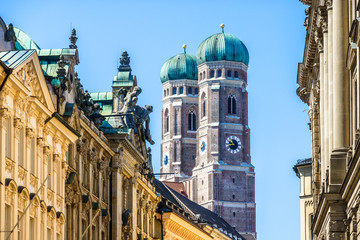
[227,70,232,78]
[228,94,236,114]
[201,93,206,117]
[172,87,177,95]
[188,110,197,131]
[234,71,239,78]
[194,88,199,95]
[163,90,166,97]
[210,70,215,78]
[164,109,169,133]
[217,69,222,78]
[188,87,192,95]
[200,73,202,80]
[203,71,206,79]
[167,89,169,96]
[180,87,183,94]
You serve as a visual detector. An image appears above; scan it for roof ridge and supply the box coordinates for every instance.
[162,183,199,220]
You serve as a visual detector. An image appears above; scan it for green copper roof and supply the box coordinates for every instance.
[0,50,36,68]
[13,27,40,51]
[160,53,198,83]
[90,92,113,101]
[197,33,249,66]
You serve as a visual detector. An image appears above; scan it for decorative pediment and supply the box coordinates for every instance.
[12,52,55,112]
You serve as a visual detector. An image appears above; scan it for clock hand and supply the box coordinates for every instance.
[229,140,235,146]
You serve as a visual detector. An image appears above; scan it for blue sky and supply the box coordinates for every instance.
[2,0,309,239]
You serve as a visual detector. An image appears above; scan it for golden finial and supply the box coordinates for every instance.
[182,44,187,54]
[220,23,225,33]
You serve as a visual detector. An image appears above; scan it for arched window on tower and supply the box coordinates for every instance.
[228,94,236,114]
[164,109,169,133]
[210,70,215,78]
[180,87,183,94]
[201,93,207,118]
[172,87,177,95]
[188,110,197,131]
[227,70,232,78]
[163,90,166,97]
[188,87,192,95]
[234,71,239,78]
[200,73,202,80]
[217,69,222,78]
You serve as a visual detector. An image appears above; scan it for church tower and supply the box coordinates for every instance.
[160,45,199,181]
[159,26,256,240]
[190,26,256,239]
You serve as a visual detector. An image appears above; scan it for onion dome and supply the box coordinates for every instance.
[160,45,198,83]
[197,25,249,66]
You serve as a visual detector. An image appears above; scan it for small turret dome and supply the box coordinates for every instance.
[160,53,198,83]
[197,32,249,66]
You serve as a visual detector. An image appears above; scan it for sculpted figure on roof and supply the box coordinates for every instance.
[118,86,141,131]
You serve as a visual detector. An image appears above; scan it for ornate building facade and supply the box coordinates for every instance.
[160,26,256,240]
[296,0,360,239]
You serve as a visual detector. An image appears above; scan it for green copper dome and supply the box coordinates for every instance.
[197,33,249,66]
[160,53,198,83]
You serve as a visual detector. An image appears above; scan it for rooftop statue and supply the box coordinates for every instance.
[119,86,141,132]
[69,28,78,49]
[5,23,16,42]
[118,86,155,145]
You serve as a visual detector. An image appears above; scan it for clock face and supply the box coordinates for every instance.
[199,138,206,155]
[225,136,241,154]
[164,155,169,166]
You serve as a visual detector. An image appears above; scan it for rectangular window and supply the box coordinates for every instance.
[18,128,24,166]
[29,217,35,240]
[210,70,214,78]
[217,70,222,78]
[18,211,23,240]
[47,228,52,240]
[47,155,52,189]
[5,118,11,158]
[179,87,183,94]
[5,204,11,238]
[172,87,177,95]
[30,138,35,174]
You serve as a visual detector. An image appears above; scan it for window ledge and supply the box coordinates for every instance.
[187,130,196,133]
[226,115,240,119]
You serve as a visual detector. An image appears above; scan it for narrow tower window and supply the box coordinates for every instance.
[188,87,192,95]
[217,69,222,78]
[195,88,199,95]
[234,71,239,78]
[188,110,197,131]
[210,70,215,78]
[200,73,203,80]
[172,87,177,95]
[227,70,232,78]
[228,94,236,114]
[180,87,183,94]
[164,109,169,133]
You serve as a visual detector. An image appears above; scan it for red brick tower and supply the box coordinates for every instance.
[187,26,256,239]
